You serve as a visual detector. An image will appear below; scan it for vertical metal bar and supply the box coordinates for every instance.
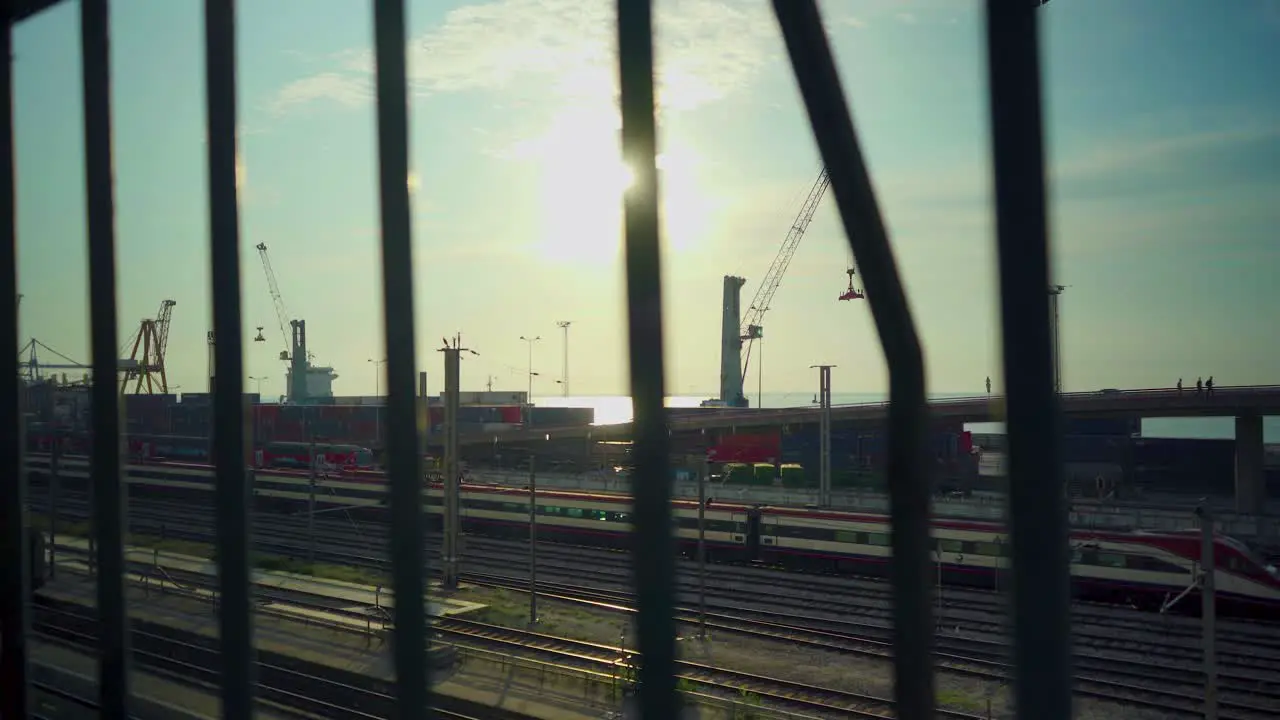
[80,0,131,713]
[983,2,1072,719]
[203,0,255,715]
[370,1,428,714]
[770,3,934,717]
[1197,506,1218,720]
[308,437,316,564]
[50,434,60,578]
[697,461,707,640]
[528,454,538,625]
[616,1,678,715]
[0,8,32,717]
[442,343,460,589]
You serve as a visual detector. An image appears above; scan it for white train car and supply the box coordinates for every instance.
[759,505,1280,616]
[24,456,1279,616]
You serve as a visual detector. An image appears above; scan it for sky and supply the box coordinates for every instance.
[10,0,1280,402]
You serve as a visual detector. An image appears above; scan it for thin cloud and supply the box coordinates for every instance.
[871,121,1280,205]
[1052,125,1280,182]
[272,72,371,113]
[270,0,784,116]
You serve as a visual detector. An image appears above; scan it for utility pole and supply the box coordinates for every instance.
[1197,504,1218,720]
[528,453,538,625]
[810,365,835,507]
[439,334,476,590]
[369,358,387,448]
[1048,285,1065,394]
[207,330,216,463]
[556,321,571,397]
[418,371,428,470]
[519,335,541,425]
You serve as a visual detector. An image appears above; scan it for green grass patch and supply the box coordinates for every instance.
[30,513,212,558]
[31,512,387,587]
[937,688,990,713]
[248,555,385,586]
[478,602,532,628]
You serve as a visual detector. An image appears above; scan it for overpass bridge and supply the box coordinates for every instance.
[461,385,1280,515]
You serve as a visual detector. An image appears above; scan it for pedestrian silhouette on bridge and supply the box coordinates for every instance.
[1177,378,1183,395]
[1196,377,1203,395]
[1206,376,1214,397]
[986,376,991,395]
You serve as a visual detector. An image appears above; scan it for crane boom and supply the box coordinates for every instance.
[739,167,829,382]
[255,242,292,359]
[154,299,176,363]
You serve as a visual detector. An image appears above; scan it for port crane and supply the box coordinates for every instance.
[712,167,864,407]
[120,299,177,394]
[255,242,324,403]
[256,241,294,364]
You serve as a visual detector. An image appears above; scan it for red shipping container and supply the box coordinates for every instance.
[500,406,523,424]
[708,432,781,464]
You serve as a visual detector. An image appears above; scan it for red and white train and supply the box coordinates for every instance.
[23,453,1280,618]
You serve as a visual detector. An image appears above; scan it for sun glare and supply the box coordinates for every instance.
[524,105,713,265]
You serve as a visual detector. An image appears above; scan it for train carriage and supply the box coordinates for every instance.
[21,453,1280,617]
[759,505,1280,615]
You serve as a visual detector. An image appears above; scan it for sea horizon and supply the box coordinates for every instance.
[529,392,1280,442]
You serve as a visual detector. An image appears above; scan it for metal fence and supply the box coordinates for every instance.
[0,1,1070,718]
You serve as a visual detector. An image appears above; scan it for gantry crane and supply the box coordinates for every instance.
[120,299,177,394]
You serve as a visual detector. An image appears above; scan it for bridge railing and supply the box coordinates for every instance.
[510,384,1280,436]
[2,2,1076,719]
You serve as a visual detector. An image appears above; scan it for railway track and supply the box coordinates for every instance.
[36,489,1280,632]
[65,495,1280,663]
[46,533,1280,720]
[29,595,512,720]
[462,574,1280,720]
[36,490,1280,637]
[31,494,1280,717]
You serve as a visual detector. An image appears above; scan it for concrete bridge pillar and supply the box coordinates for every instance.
[1235,414,1266,515]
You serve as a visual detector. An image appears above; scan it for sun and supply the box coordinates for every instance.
[522,106,711,265]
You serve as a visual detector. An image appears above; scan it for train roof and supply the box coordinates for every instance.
[449,482,756,509]
[756,503,1266,549]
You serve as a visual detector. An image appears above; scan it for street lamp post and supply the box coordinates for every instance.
[556,321,571,397]
[368,358,387,397]
[368,358,388,445]
[248,376,264,395]
[519,335,541,424]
